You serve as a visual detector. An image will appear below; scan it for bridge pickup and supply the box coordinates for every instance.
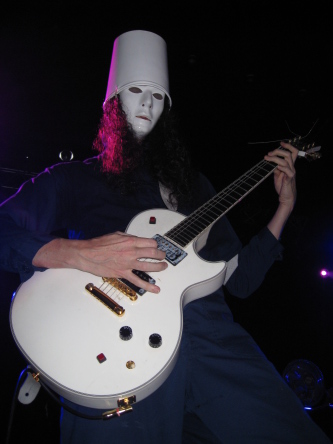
[85,283,125,316]
[153,234,187,266]
[119,270,155,296]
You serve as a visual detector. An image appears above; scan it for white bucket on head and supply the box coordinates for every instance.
[104,30,171,107]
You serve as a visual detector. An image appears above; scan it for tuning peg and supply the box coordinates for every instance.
[306,145,321,154]
[308,152,322,160]
[297,145,321,161]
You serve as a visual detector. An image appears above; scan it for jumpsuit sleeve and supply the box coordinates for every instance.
[225,227,284,298]
[0,164,73,281]
[196,173,284,299]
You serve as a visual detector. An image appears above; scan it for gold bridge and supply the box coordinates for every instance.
[85,283,125,316]
[103,277,138,301]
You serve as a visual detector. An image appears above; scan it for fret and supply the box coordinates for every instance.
[172,221,201,237]
[229,188,243,197]
[243,176,260,187]
[186,221,204,235]
[249,172,264,182]
[222,193,240,205]
[202,208,220,220]
[171,222,196,236]
[212,201,229,213]
[218,191,241,205]
[235,183,252,193]
[188,214,210,229]
[170,232,192,247]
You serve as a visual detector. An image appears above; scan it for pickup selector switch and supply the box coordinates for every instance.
[149,333,162,348]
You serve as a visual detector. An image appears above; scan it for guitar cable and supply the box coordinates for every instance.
[37,374,117,420]
[6,367,29,444]
[6,366,124,444]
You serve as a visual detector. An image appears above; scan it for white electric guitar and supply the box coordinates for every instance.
[10,141,320,415]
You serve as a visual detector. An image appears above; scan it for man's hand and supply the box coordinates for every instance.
[33,232,167,293]
[264,141,298,239]
[264,141,298,212]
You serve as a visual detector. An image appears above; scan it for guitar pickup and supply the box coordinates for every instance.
[153,234,187,266]
[119,270,155,296]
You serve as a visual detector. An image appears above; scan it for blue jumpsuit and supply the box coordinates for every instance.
[0,157,331,443]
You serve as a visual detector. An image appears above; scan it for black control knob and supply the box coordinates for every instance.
[119,326,133,341]
[149,333,162,348]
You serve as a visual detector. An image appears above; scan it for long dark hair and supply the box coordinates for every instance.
[93,96,198,206]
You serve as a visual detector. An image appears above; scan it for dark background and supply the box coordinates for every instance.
[1,2,333,442]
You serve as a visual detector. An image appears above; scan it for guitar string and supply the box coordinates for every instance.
[100,280,126,303]
[169,139,318,247]
[167,143,300,243]
[166,157,279,247]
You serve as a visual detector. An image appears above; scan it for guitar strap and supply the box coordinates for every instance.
[158,182,238,285]
[159,182,178,211]
[224,254,238,284]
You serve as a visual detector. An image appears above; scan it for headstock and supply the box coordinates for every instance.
[284,136,322,162]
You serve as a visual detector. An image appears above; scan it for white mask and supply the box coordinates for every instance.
[119,86,165,139]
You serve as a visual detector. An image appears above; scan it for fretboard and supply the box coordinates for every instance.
[165,156,279,248]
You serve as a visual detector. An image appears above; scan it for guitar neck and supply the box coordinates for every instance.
[165,154,280,248]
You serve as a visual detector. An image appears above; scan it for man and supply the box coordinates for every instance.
[1,30,331,443]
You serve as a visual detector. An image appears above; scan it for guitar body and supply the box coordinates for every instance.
[10,208,226,409]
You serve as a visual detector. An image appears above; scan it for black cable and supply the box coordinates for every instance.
[38,378,108,420]
[5,367,30,444]
[6,365,131,444]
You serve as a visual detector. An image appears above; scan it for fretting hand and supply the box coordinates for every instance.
[265,141,298,239]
